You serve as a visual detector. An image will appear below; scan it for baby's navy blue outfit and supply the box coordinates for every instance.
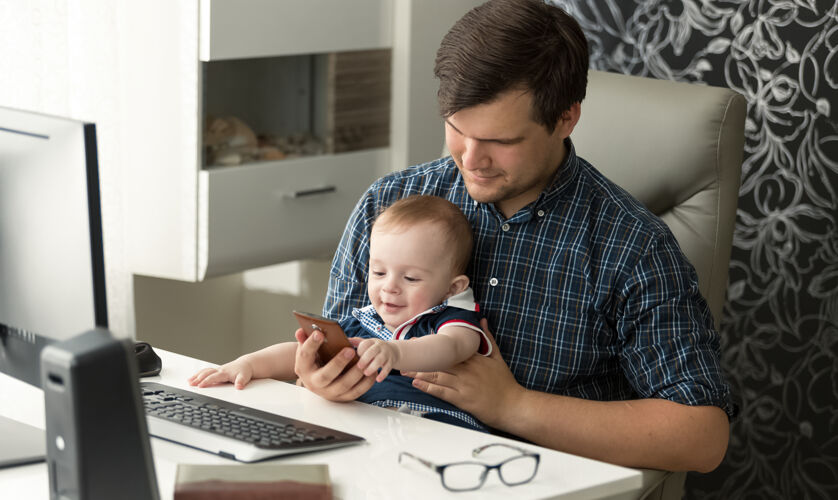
[340,288,490,431]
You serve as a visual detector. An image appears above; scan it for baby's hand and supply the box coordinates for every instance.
[356,338,400,382]
[187,357,254,390]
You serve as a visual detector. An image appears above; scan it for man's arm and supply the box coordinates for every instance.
[406,320,730,472]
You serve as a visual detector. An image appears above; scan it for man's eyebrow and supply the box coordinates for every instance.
[445,119,463,135]
[444,119,524,144]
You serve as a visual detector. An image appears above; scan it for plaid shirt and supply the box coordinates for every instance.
[325,140,735,417]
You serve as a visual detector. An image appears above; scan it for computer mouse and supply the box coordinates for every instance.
[134,341,162,377]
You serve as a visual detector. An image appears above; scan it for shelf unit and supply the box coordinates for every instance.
[120,0,483,281]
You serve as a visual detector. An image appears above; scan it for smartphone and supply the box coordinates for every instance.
[292,311,359,369]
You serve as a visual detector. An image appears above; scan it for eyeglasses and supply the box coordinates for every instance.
[398,443,540,491]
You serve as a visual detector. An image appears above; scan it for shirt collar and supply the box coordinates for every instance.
[537,137,580,210]
[527,137,579,217]
[351,302,448,340]
[350,289,476,340]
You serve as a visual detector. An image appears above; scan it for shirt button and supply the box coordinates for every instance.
[537,210,545,217]
[489,277,498,286]
[501,223,510,232]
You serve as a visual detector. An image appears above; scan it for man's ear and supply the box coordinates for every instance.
[555,102,581,139]
[447,274,470,297]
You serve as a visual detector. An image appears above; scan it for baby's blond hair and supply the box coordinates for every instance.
[373,195,473,274]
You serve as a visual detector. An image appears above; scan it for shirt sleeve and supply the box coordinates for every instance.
[323,188,379,322]
[433,307,492,356]
[616,233,737,418]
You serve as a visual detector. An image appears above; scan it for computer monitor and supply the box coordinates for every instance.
[0,107,158,499]
[0,106,106,470]
[0,106,107,387]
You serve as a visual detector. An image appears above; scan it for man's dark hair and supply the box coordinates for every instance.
[434,0,589,133]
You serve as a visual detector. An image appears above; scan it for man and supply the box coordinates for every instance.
[293,0,735,472]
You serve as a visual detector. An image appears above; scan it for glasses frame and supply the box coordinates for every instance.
[398,442,541,492]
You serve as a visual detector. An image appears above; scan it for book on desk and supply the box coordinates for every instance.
[174,463,331,500]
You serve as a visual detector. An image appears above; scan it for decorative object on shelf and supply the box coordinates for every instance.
[204,115,258,166]
[204,115,285,167]
[263,132,327,159]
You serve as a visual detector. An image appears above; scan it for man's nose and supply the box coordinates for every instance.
[460,138,489,170]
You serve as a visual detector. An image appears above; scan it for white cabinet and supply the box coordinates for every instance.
[121,0,482,282]
[198,149,386,277]
[199,0,392,60]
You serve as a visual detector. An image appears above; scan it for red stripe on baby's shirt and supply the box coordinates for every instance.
[436,320,491,355]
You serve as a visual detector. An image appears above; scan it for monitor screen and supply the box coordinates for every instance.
[0,106,106,388]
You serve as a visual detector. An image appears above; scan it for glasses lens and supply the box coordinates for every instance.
[498,455,538,485]
[442,463,487,491]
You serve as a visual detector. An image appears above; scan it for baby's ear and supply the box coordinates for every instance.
[448,274,469,296]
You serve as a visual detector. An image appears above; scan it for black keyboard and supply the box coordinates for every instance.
[141,382,364,462]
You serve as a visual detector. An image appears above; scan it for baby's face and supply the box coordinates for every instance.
[367,221,459,329]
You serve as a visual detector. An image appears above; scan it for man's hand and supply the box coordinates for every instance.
[402,319,525,428]
[293,328,376,402]
[356,338,400,382]
[188,357,255,390]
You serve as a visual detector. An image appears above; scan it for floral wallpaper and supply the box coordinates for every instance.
[552,1,838,498]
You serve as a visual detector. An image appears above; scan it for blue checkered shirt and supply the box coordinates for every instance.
[324,140,735,417]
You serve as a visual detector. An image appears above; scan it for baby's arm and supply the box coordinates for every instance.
[188,341,297,389]
[356,326,480,382]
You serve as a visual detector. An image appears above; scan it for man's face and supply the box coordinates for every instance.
[367,221,463,330]
[445,90,577,218]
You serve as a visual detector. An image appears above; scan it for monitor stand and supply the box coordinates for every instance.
[0,414,45,469]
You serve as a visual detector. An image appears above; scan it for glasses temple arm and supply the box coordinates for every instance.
[399,451,441,472]
[472,442,535,457]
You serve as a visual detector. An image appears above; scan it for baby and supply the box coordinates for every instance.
[189,195,490,431]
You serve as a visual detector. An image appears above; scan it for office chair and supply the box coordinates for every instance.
[572,71,746,499]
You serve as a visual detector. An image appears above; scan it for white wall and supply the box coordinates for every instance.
[133,273,244,364]
[240,260,333,355]
[0,0,134,338]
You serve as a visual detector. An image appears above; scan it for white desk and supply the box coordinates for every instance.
[1,349,653,499]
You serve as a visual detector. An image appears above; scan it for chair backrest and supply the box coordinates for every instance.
[572,70,746,329]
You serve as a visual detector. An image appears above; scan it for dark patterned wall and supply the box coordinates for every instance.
[552,1,838,498]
